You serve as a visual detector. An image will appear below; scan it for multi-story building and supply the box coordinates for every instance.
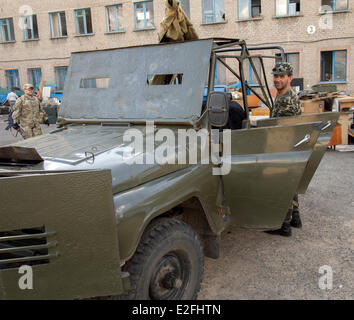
[0,0,353,95]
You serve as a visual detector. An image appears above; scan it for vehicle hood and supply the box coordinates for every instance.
[0,124,189,194]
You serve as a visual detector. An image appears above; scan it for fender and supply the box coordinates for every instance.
[113,164,225,262]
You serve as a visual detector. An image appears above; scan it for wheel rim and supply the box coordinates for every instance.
[149,251,190,300]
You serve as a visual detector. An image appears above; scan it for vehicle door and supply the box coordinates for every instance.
[221,121,324,229]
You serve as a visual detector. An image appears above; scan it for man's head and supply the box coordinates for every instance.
[272,62,294,92]
[11,88,16,93]
[23,83,34,97]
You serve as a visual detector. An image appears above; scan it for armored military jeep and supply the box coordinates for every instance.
[0,39,339,300]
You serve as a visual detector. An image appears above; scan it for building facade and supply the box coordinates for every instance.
[0,0,353,94]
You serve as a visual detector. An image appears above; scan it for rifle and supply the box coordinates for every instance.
[5,111,25,139]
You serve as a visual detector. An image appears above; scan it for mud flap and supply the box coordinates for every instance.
[0,170,123,299]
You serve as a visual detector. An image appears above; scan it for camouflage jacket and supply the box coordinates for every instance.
[271,88,301,118]
[12,95,48,127]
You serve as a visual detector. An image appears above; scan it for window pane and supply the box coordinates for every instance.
[215,0,225,22]
[287,53,299,78]
[107,6,116,31]
[28,68,42,88]
[321,0,334,10]
[203,0,214,23]
[145,1,154,28]
[117,5,124,30]
[276,0,287,16]
[85,9,92,33]
[55,67,68,90]
[336,0,348,10]
[135,3,145,29]
[289,0,300,13]
[60,12,67,36]
[77,15,85,34]
[51,13,60,37]
[239,0,250,19]
[321,51,333,82]
[251,0,262,17]
[32,15,38,38]
[180,0,190,18]
[334,51,346,81]
[6,70,20,89]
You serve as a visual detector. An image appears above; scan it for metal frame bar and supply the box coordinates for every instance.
[208,41,281,119]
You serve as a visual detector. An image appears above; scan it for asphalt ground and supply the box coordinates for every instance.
[0,114,353,300]
[198,149,354,300]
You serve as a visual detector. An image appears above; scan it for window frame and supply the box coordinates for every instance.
[285,52,301,78]
[0,17,15,43]
[202,0,226,24]
[55,66,69,91]
[238,0,262,20]
[320,49,347,83]
[105,4,124,33]
[49,11,67,38]
[134,1,155,30]
[274,0,301,17]
[5,69,20,89]
[27,68,42,88]
[21,14,39,41]
[74,8,93,36]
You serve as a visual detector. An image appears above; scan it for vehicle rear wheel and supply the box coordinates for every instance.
[121,218,204,300]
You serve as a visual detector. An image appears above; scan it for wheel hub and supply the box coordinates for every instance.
[149,253,187,299]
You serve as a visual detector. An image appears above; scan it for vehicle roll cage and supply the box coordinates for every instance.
[209,39,285,119]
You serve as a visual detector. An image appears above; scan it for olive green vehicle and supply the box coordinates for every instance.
[0,39,339,300]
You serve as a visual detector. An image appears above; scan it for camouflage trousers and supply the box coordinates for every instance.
[284,194,299,223]
[20,123,43,139]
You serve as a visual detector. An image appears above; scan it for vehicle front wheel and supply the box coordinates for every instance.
[121,218,204,300]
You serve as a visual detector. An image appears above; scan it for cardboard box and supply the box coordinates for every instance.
[300,99,324,114]
[251,106,270,116]
[338,97,354,112]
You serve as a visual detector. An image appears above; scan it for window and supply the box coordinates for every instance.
[49,12,67,38]
[321,50,347,82]
[321,0,348,11]
[106,4,124,32]
[28,68,42,88]
[244,58,262,85]
[55,66,68,91]
[179,0,190,18]
[202,0,225,23]
[0,18,15,42]
[134,1,154,30]
[275,0,300,16]
[286,53,300,77]
[74,8,93,35]
[5,70,20,89]
[238,0,262,20]
[22,14,39,40]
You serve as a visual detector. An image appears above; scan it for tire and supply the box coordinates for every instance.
[121,217,204,300]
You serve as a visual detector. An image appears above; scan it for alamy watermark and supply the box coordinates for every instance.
[318,265,333,290]
[18,265,33,290]
[122,122,232,175]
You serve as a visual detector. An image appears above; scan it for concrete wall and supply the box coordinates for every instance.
[0,0,353,92]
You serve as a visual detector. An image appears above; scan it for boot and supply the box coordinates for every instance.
[265,222,292,237]
[290,209,302,228]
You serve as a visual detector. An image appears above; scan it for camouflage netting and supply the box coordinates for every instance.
[150,0,199,85]
[158,0,198,43]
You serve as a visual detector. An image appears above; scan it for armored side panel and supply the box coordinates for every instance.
[59,40,213,124]
[222,122,322,229]
[256,112,340,193]
[0,170,123,299]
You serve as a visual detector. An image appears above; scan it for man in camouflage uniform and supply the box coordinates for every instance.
[267,62,302,237]
[12,83,49,139]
